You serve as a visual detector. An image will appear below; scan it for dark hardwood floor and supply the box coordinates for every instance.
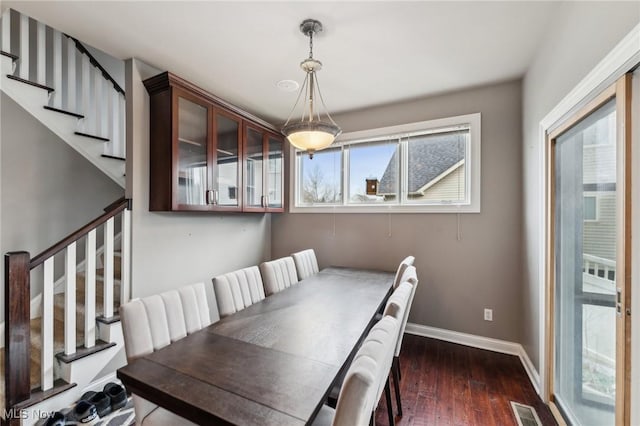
[374,335,557,426]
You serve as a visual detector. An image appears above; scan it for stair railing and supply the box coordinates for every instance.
[4,198,131,415]
[0,9,126,159]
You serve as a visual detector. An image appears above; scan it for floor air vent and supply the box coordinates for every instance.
[511,401,542,426]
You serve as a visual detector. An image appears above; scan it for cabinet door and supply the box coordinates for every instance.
[175,92,211,210]
[265,134,284,211]
[212,109,242,210]
[243,124,265,211]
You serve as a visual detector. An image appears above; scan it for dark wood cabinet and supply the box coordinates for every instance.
[243,124,284,212]
[144,72,284,213]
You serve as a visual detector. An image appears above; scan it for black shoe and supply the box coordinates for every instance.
[80,390,111,418]
[71,399,99,424]
[43,411,66,426]
[104,382,128,411]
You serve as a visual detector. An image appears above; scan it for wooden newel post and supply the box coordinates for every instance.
[4,252,31,410]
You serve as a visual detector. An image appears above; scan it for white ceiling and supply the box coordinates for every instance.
[4,1,559,124]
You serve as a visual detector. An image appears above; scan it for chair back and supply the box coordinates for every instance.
[260,256,299,296]
[385,266,418,357]
[392,255,415,289]
[120,282,211,424]
[292,248,319,280]
[213,266,265,317]
[333,315,399,426]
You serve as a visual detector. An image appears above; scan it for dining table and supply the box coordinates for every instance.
[117,266,395,425]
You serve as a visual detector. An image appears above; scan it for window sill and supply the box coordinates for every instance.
[289,204,480,214]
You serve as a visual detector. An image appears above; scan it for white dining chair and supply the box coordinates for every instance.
[120,282,212,425]
[312,315,400,426]
[291,248,320,280]
[383,279,415,418]
[260,256,299,296]
[213,266,265,317]
[392,255,415,289]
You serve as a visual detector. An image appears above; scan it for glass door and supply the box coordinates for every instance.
[266,134,284,211]
[549,76,630,425]
[243,125,265,211]
[213,109,241,210]
[175,92,210,209]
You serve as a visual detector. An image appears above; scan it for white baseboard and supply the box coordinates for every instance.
[405,322,541,395]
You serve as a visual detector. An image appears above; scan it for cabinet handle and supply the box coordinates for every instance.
[260,195,265,208]
[206,190,214,205]
[214,189,219,205]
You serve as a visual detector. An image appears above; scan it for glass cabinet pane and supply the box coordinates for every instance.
[245,127,264,207]
[267,136,283,208]
[177,97,208,206]
[215,113,240,207]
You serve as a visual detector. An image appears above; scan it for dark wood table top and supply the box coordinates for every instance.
[117,267,394,425]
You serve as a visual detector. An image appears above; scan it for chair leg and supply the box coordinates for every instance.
[394,356,401,382]
[392,357,403,417]
[384,377,395,426]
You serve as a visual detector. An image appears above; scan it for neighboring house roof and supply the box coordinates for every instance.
[378,132,465,194]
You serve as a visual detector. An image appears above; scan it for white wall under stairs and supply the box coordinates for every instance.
[0,54,125,188]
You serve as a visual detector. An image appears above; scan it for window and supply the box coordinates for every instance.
[583,195,599,221]
[290,113,481,213]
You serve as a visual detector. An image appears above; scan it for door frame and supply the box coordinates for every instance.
[536,23,639,410]
[545,75,631,425]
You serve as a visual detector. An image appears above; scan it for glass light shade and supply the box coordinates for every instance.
[282,120,341,152]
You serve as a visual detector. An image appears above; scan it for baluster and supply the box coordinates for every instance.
[95,70,103,136]
[604,266,610,281]
[85,230,97,348]
[92,66,100,137]
[41,257,54,391]
[107,88,116,155]
[64,242,77,356]
[81,54,90,130]
[66,37,76,112]
[101,78,109,140]
[52,30,62,108]
[120,208,131,304]
[103,217,114,318]
[19,13,28,80]
[1,10,10,53]
[119,94,126,157]
[585,261,590,275]
[36,21,45,85]
[102,80,115,155]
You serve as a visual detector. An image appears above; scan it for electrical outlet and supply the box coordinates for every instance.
[484,308,493,321]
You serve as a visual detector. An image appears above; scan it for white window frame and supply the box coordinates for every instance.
[289,113,481,213]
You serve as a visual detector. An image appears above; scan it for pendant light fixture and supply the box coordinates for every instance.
[281,19,341,159]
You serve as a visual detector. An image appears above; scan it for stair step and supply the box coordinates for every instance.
[6,75,54,93]
[101,154,126,161]
[55,340,116,364]
[44,105,84,119]
[96,314,121,325]
[12,379,77,411]
[74,131,109,142]
[1,50,19,61]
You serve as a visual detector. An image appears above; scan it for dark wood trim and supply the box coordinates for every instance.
[4,252,31,409]
[30,199,129,268]
[43,105,84,119]
[0,51,19,61]
[12,380,76,410]
[143,72,278,133]
[55,340,116,364]
[103,196,126,212]
[101,154,126,161]
[74,131,109,142]
[96,314,121,325]
[64,35,125,96]
[6,75,54,93]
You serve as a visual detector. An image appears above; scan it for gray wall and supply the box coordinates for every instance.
[521,2,639,372]
[0,92,124,324]
[272,80,523,343]
[126,59,271,320]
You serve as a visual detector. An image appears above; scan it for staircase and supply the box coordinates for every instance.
[3,199,131,425]
[0,8,126,188]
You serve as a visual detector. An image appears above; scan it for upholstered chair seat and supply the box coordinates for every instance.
[312,315,400,426]
[120,282,212,426]
[213,266,265,317]
[260,256,299,296]
[291,248,320,280]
